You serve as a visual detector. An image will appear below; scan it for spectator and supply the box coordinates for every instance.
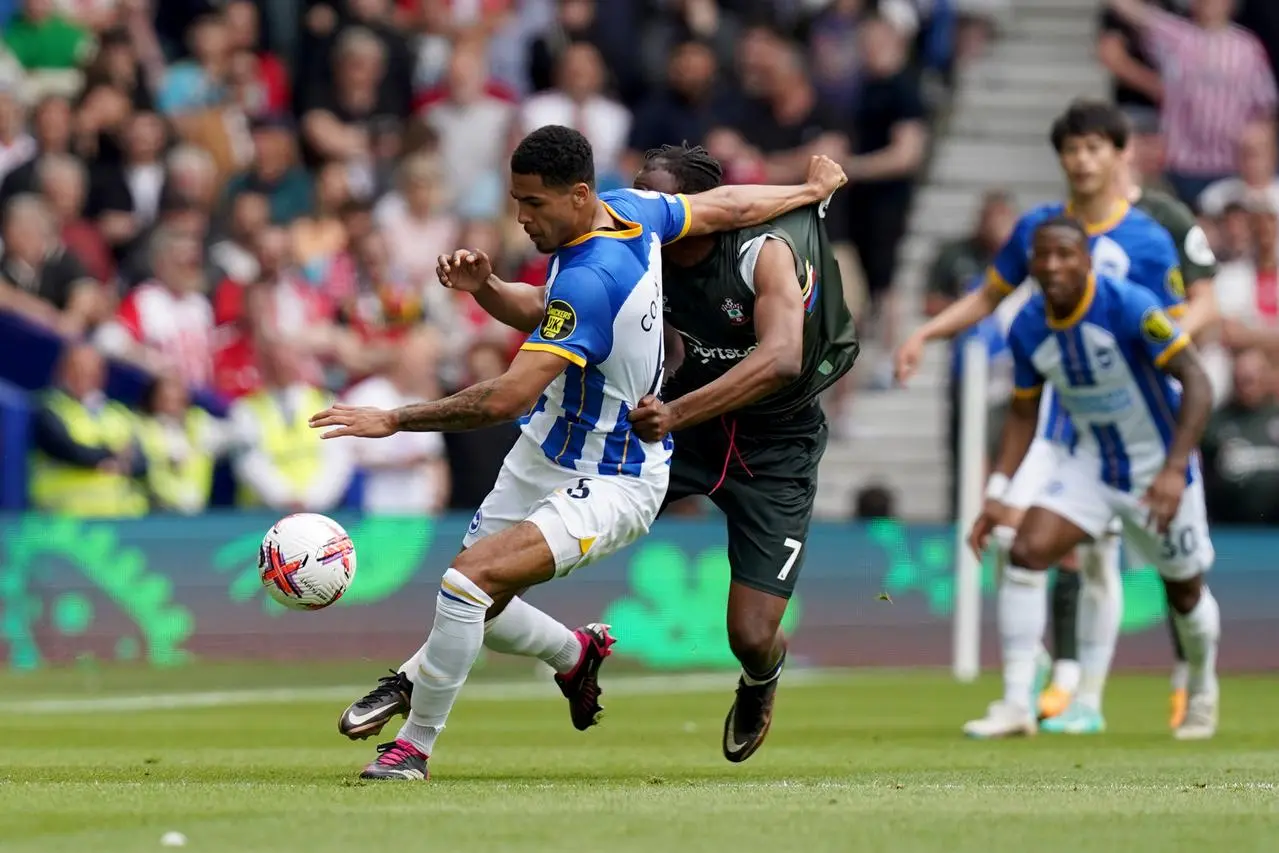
[641,0,742,96]
[3,0,93,72]
[86,109,170,259]
[1217,201,1279,357]
[39,152,114,283]
[221,113,314,225]
[0,93,71,203]
[84,26,155,111]
[297,0,412,122]
[442,336,518,511]
[519,41,631,187]
[807,0,865,122]
[1106,0,1278,208]
[374,153,458,296]
[1201,347,1279,524]
[29,342,148,517]
[624,39,740,176]
[0,83,35,182]
[223,0,289,115]
[853,483,897,519]
[419,38,513,219]
[70,80,134,167]
[100,225,215,387]
[290,159,350,288]
[135,371,225,514]
[1096,0,1173,131]
[157,12,230,117]
[1198,120,1279,217]
[208,189,269,285]
[1216,200,1254,261]
[229,336,354,511]
[528,0,642,104]
[0,193,103,334]
[924,189,1016,318]
[343,328,449,514]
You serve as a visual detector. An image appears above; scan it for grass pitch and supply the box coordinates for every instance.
[1,664,1277,853]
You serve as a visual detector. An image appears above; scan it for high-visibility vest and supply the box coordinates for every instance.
[237,387,330,506]
[136,408,216,514]
[29,391,149,517]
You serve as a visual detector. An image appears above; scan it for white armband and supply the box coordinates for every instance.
[985,472,1010,502]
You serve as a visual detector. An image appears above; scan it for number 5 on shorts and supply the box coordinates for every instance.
[778,537,803,581]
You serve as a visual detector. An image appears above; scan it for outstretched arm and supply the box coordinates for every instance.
[660,239,803,432]
[680,154,846,238]
[913,284,1005,343]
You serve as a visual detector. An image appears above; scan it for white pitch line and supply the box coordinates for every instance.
[0,668,850,715]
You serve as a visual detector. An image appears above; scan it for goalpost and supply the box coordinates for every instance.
[952,337,988,682]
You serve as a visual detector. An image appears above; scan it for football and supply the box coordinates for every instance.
[258,513,357,610]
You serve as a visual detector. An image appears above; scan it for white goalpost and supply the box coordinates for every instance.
[953,337,989,682]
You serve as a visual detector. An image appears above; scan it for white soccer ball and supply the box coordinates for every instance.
[259,513,357,610]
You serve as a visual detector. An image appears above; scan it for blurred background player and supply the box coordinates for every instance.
[896,99,1189,737]
[970,217,1219,741]
[312,127,848,780]
[628,143,858,762]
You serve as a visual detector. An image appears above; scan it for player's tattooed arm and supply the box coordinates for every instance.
[681,155,847,237]
[1159,346,1214,474]
[394,349,569,432]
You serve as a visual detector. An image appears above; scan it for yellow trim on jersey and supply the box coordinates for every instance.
[984,267,1015,296]
[669,193,693,243]
[579,536,596,556]
[564,202,643,247]
[521,342,586,367]
[1013,385,1043,400]
[1154,333,1191,368]
[1166,303,1187,319]
[1047,274,1097,330]
[1065,199,1131,235]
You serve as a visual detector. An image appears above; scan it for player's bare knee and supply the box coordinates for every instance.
[1163,575,1203,615]
[727,613,782,662]
[1008,537,1055,573]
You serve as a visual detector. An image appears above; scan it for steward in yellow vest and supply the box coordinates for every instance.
[231,384,351,508]
[135,374,221,514]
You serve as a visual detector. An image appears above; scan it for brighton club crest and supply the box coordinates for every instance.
[722,297,748,325]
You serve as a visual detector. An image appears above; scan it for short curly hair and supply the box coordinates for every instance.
[510,125,595,189]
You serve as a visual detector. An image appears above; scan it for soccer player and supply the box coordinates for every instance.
[1040,139,1221,729]
[895,100,1193,737]
[623,144,859,762]
[309,125,848,780]
[969,217,1219,741]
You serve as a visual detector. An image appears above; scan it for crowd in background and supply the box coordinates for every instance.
[0,0,990,519]
[927,0,1279,525]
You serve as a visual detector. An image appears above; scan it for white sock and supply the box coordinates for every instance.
[1172,587,1220,700]
[1000,564,1049,712]
[1074,536,1122,712]
[1171,661,1190,691]
[396,568,493,756]
[483,596,583,673]
[1051,660,1080,693]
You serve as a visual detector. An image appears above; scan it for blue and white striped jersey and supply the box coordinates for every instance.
[986,201,1186,446]
[518,188,691,478]
[1007,274,1191,493]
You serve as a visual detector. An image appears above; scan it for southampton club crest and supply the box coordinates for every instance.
[721,297,749,325]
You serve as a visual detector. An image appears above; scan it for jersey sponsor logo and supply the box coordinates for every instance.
[1166,266,1186,300]
[684,337,757,364]
[1141,306,1177,343]
[721,297,749,325]
[1184,225,1216,267]
[1060,386,1134,416]
[540,299,577,340]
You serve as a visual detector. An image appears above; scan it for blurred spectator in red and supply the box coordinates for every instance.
[100,225,214,386]
[1198,119,1279,218]
[1218,201,1279,357]
[209,189,269,285]
[0,84,36,182]
[418,38,512,219]
[519,41,630,186]
[3,0,93,72]
[39,152,115,283]
[221,113,313,224]
[229,335,354,511]
[224,0,289,114]
[157,12,230,117]
[291,159,350,288]
[0,192,104,334]
[344,328,450,514]
[1201,347,1279,524]
[624,40,740,177]
[339,228,424,348]
[0,93,71,202]
[1106,0,1278,209]
[374,152,458,294]
[86,108,169,260]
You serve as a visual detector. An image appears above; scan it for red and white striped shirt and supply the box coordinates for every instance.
[1146,10,1278,174]
[115,281,215,388]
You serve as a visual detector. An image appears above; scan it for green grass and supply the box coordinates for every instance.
[2,665,1277,853]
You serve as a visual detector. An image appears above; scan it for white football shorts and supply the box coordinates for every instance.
[1004,437,1067,511]
[1033,451,1214,581]
[462,437,668,577]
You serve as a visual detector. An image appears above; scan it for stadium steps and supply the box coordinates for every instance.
[818,0,1106,521]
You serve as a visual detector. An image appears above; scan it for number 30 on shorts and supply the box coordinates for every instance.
[1160,526,1197,560]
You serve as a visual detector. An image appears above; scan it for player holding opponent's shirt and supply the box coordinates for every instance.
[627,144,859,762]
[310,126,848,781]
[970,217,1219,741]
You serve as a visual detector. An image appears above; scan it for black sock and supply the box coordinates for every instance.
[742,651,786,685]
[1051,569,1080,662]
[1168,607,1187,662]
